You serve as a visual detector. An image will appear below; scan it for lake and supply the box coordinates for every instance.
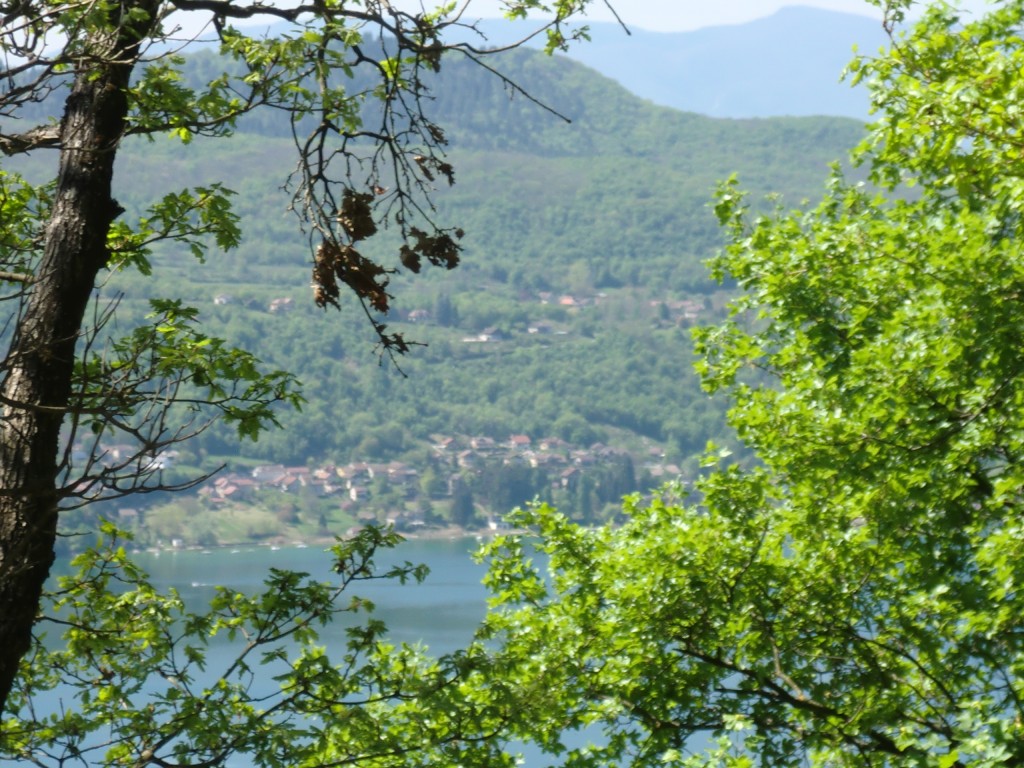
[132,536,493,654]
[32,536,585,767]
[32,534,709,766]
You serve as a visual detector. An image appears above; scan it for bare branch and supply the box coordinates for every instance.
[0,124,59,155]
[0,270,33,283]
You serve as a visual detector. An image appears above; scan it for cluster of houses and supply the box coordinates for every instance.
[213,294,295,313]
[396,291,710,341]
[432,433,622,481]
[650,297,706,321]
[201,460,410,506]
[209,290,708,347]
[197,433,658,513]
[80,431,686,541]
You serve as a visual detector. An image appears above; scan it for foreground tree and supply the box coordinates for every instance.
[0,0,610,715]
[471,1,1024,764]
[5,525,524,767]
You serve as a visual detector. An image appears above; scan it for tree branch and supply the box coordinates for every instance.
[0,124,59,155]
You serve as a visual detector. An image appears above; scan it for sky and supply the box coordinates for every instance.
[448,0,879,32]
[208,0,996,40]
[393,0,993,33]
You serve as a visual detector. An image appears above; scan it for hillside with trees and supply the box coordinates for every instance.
[37,46,869,544]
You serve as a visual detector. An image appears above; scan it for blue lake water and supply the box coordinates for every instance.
[31,537,594,767]
[135,537,493,653]
[28,535,717,766]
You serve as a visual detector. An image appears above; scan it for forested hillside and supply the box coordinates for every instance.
[52,45,865,539]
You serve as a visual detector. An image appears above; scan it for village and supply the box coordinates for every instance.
[62,283,706,550]
[81,428,684,550]
[198,431,682,528]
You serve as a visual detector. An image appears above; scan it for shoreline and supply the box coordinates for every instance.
[135,523,518,556]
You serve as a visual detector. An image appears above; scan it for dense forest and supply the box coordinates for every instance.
[24,46,865,541]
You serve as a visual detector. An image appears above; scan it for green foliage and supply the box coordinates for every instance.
[77,298,302,443]
[5,524,521,768]
[108,184,241,272]
[463,2,1024,765]
[0,171,50,273]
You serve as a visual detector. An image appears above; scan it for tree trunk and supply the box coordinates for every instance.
[0,16,147,714]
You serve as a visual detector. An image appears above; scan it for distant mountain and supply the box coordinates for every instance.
[89,46,865,473]
[203,6,884,120]
[470,6,887,120]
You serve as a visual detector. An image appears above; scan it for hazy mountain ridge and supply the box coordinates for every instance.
[469,6,887,119]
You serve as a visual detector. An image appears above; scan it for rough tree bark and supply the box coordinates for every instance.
[0,4,156,714]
